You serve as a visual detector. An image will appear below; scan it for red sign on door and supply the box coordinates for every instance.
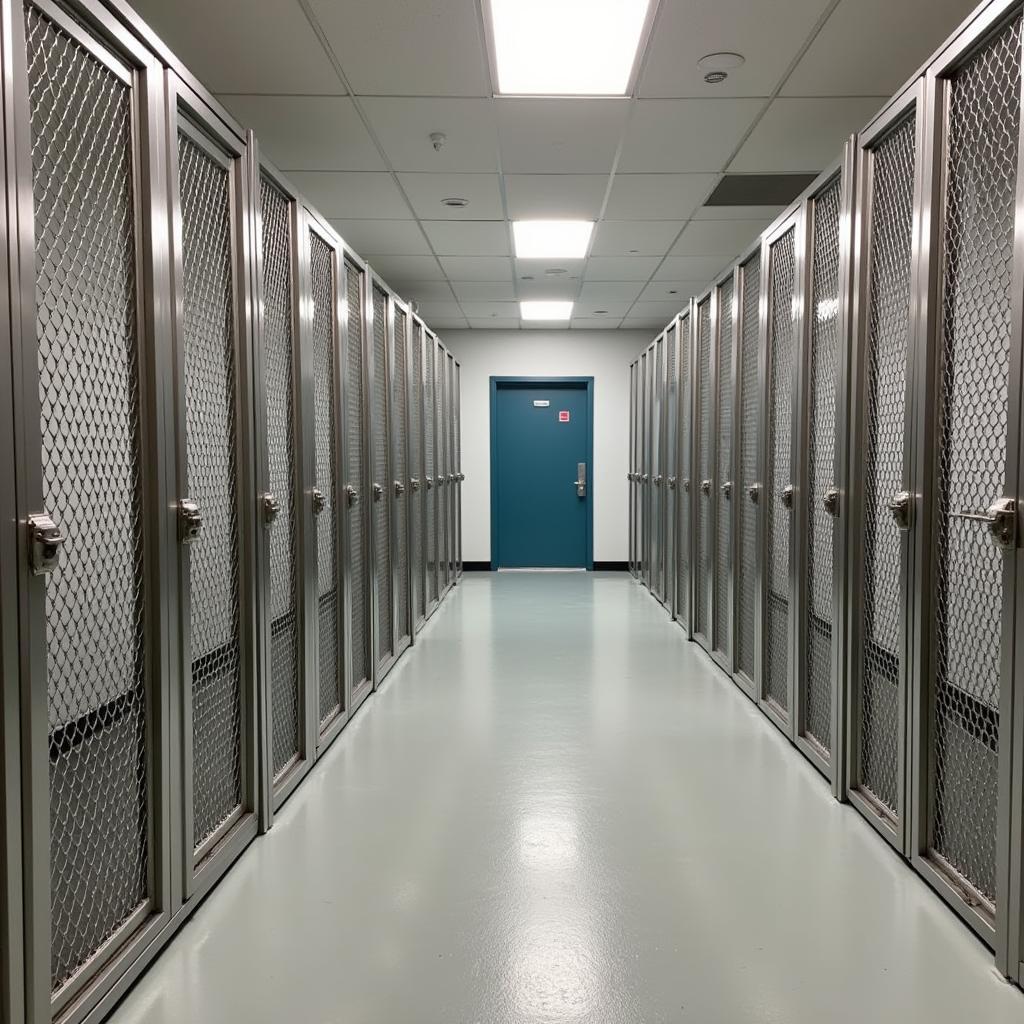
[559,410,570,422]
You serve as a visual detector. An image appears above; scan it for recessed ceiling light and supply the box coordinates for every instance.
[698,52,745,71]
[489,0,653,95]
[521,300,573,321]
[513,220,593,259]
[441,197,469,208]
[545,268,568,276]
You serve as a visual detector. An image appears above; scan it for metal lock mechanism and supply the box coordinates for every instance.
[887,491,912,530]
[28,512,66,575]
[345,484,360,507]
[781,484,794,510]
[668,476,677,490]
[823,487,840,518]
[641,474,649,484]
[654,474,663,486]
[426,476,433,490]
[952,497,1017,550]
[721,481,732,501]
[700,479,712,497]
[311,488,327,516]
[747,483,761,504]
[410,478,421,493]
[262,492,281,528]
[372,483,384,502]
[394,480,406,497]
[178,498,203,544]
[683,478,690,493]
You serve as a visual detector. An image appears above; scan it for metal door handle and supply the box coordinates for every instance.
[952,497,1016,549]
[747,483,760,504]
[311,489,327,516]
[178,498,203,543]
[887,491,912,530]
[781,484,794,510]
[410,478,420,493]
[654,474,663,486]
[426,477,433,490]
[668,476,677,490]
[345,484,360,507]
[721,481,732,500]
[394,480,406,497]
[372,483,384,502]
[28,512,65,574]
[262,492,281,527]
[575,462,587,498]
[641,474,649,483]
[823,488,840,518]
[683,478,690,493]
[700,479,712,496]
[447,473,454,483]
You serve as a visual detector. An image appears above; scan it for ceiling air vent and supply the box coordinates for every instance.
[704,174,817,207]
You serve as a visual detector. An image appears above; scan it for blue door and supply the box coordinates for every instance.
[491,380,592,568]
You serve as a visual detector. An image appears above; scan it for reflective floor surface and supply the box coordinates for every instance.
[108,572,1024,1024]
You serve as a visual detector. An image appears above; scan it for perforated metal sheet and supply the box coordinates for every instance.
[676,316,691,621]
[737,255,761,680]
[411,324,425,620]
[425,338,438,603]
[393,309,410,642]
[928,17,1021,908]
[857,113,916,817]
[27,5,150,988]
[764,227,795,713]
[713,278,734,656]
[345,262,369,687]
[259,176,300,777]
[310,233,340,725]
[178,129,244,853]
[696,301,712,637]
[804,178,842,756]
[372,287,393,660]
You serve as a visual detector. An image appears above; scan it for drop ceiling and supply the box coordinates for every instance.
[130,0,980,332]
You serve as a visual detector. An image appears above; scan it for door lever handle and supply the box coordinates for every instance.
[951,497,1016,549]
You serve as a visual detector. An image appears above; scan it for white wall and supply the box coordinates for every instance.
[443,329,651,564]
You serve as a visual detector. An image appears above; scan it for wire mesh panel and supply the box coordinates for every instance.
[764,227,796,715]
[344,262,370,690]
[713,277,734,658]
[665,330,678,603]
[652,335,664,600]
[855,113,917,820]
[640,349,649,583]
[926,17,1022,911]
[177,128,244,854]
[629,361,637,576]
[455,362,462,575]
[372,286,393,663]
[393,309,410,644]
[310,232,340,726]
[259,176,301,778]
[425,337,438,605]
[438,345,450,590]
[804,178,842,757]
[736,255,761,682]
[26,4,151,989]
[411,323,425,624]
[696,300,712,639]
[676,315,691,624]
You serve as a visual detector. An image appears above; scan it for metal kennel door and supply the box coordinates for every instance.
[664,323,679,611]
[712,274,736,669]
[652,333,666,602]
[640,347,650,586]
[425,332,439,612]
[370,281,394,675]
[675,313,693,633]
[455,360,464,577]
[760,216,801,731]
[391,306,412,651]
[629,360,638,577]
[410,320,426,629]
[695,297,713,647]
[445,351,457,585]
[436,340,450,595]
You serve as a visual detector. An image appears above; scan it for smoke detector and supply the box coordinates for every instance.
[442,197,469,208]
[699,51,744,85]
[430,131,447,152]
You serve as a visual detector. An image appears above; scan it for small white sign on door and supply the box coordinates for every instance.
[533,400,550,407]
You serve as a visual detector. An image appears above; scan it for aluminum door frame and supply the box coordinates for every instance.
[913,0,1024,954]
[675,307,695,637]
[423,327,441,620]
[389,296,413,659]
[845,81,928,855]
[756,205,806,739]
[793,149,857,795]
[640,346,651,588]
[651,332,667,603]
[664,320,679,617]
[4,2,176,1019]
[628,360,637,577]
[693,291,715,652]
[409,316,427,632]
[436,338,451,598]
[247,148,316,823]
[455,358,463,579]
[730,244,764,701]
[444,348,457,592]
[710,269,738,674]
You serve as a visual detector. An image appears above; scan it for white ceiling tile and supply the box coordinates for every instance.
[693,204,785,221]
[365,255,445,283]
[422,221,511,256]
[569,299,633,317]
[451,281,517,302]
[671,219,769,257]
[308,0,489,96]
[514,258,585,281]
[468,318,522,329]
[521,321,572,330]
[783,0,974,97]
[360,98,499,172]
[288,172,410,219]
[730,97,884,173]
[398,173,505,220]
[578,281,645,304]
[496,99,630,173]
[504,175,609,220]
[130,0,342,94]
[639,0,832,98]
[416,301,465,319]
[619,99,763,173]
[439,256,514,281]
[461,302,521,319]
[329,220,431,256]
[638,280,709,302]
[571,318,626,329]
[390,281,456,302]
[591,221,684,257]
[605,174,717,220]
[517,278,583,300]
[424,316,469,330]
[585,256,662,281]
[655,256,730,281]
[222,96,380,171]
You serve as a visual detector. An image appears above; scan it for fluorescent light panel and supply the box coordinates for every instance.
[521,301,574,320]
[513,220,593,259]
[490,0,651,95]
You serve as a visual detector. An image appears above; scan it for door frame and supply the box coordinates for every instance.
[489,376,595,570]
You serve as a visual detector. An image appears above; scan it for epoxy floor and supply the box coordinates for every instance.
[110,573,1024,1024]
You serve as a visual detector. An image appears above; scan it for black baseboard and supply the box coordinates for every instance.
[463,561,492,571]
[593,561,628,571]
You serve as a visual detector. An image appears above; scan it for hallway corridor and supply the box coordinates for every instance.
[109,574,1022,1024]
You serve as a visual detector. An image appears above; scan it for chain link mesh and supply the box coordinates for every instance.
[411,324,425,618]
[454,363,462,571]
[26,6,150,989]
[437,343,450,589]
[857,113,917,818]
[426,337,438,603]
[696,300,712,636]
[310,233,340,726]
[394,309,410,641]
[764,228,795,713]
[372,287,393,661]
[652,336,664,599]
[804,178,842,756]
[676,316,691,621]
[737,255,761,679]
[714,278,734,656]
[665,327,677,601]
[641,349,649,580]
[344,263,369,689]
[928,17,1022,908]
[178,130,244,852]
[258,176,301,777]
